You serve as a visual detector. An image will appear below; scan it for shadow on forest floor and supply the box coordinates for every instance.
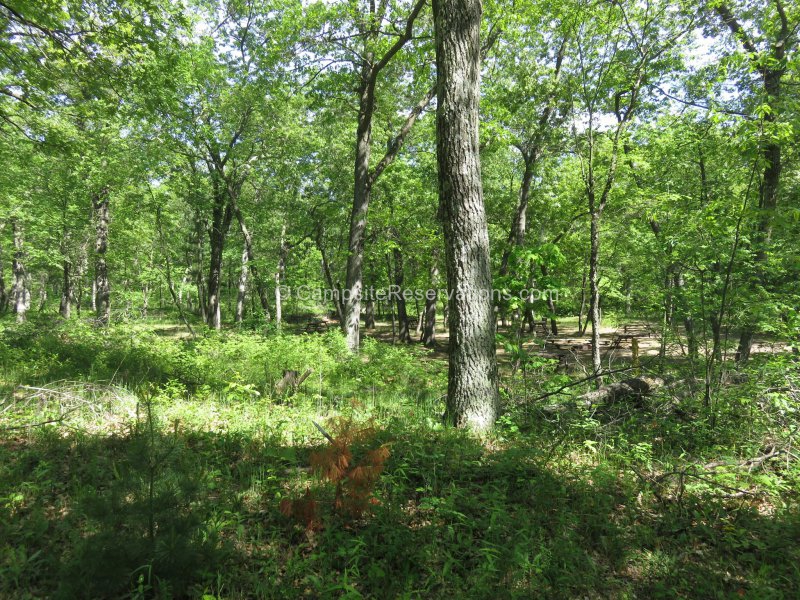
[1,408,799,599]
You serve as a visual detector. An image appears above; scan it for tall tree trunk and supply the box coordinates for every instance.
[317,228,344,322]
[386,254,396,344]
[75,237,88,315]
[714,4,790,364]
[93,188,111,326]
[659,272,673,360]
[275,223,287,330]
[37,272,47,312]
[233,201,272,321]
[0,234,7,313]
[341,0,429,353]
[393,248,412,343]
[578,255,588,335]
[11,218,29,323]
[207,183,233,330]
[342,67,374,352]
[194,211,208,322]
[685,316,698,361]
[235,246,248,324]
[710,313,722,363]
[422,261,439,347]
[364,298,375,329]
[435,0,498,431]
[59,257,72,318]
[540,264,558,335]
[499,157,534,275]
[589,210,602,376]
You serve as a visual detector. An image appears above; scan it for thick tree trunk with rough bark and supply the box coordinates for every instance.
[422,261,439,347]
[11,218,29,323]
[393,248,412,343]
[435,0,499,431]
[92,189,111,325]
[342,72,373,351]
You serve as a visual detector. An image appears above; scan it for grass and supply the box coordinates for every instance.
[0,315,799,598]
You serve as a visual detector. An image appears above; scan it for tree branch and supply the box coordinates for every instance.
[369,83,436,184]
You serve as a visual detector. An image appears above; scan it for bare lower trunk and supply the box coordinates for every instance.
[235,246,248,324]
[0,235,7,313]
[93,189,111,326]
[233,202,272,320]
[735,330,754,363]
[207,185,233,330]
[11,218,29,323]
[341,0,428,352]
[685,316,698,360]
[578,256,588,335]
[317,229,344,322]
[393,248,412,343]
[342,175,370,351]
[710,314,722,362]
[0,234,8,313]
[422,261,439,347]
[540,264,558,335]
[75,238,88,315]
[589,211,602,376]
[435,0,498,431]
[275,224,287,330]
[659,273,673,360]
[194,212,208,322]
[364,299,375,329]
[37,273,47,311]
[342,51,376,353]
[386,254,396,344]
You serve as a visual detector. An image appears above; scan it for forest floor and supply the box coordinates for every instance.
[0,315,799,598]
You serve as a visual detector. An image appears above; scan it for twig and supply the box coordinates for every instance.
[312,420,334,444]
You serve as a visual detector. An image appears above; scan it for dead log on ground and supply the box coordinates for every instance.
[577,376,665,406]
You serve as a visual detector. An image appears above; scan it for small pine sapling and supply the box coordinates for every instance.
[280,417,390,529]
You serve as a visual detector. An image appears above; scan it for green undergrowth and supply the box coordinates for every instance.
[0,318,798,598]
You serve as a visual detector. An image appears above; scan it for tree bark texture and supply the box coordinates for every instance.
[434,0,499,431]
